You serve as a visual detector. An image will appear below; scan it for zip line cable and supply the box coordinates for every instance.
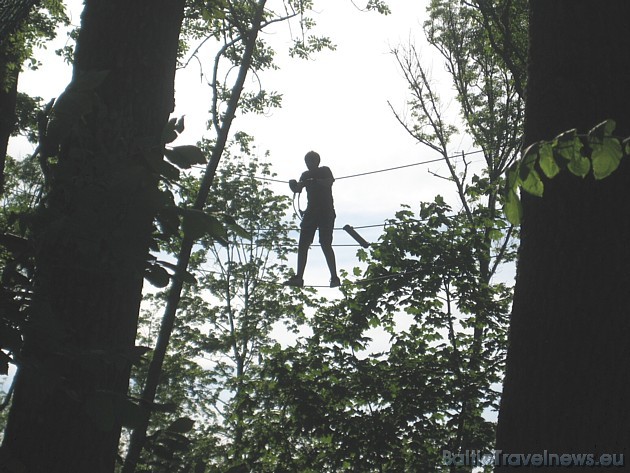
[335,156,448,181]
[185,149,503,289]
[189,150,486,236]
[247,155,448,183]
[197,149,485,184]
[196,266,430,289]
[251,212,479,234]
[194,239,514,289]
[334,149,484,181]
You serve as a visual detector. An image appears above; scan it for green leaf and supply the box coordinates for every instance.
[157,160,181,181]
[591,137,623,180]
[145,264,170,288]
[159,432,192,452]
[156,205,181,237]
[538,142,559,178]
[521,142,539,168]
[166,417,195,434]
[506,166,519,192]
[157,260,197,284]
[488,228,503,240]
[174,116,185,133]
[504,189,522,225]
[623,137,630,156]
[202,0,227,20]
[587,119,616,141]
[520,168,544,197]
[180,208,228,242]
[218,214,251,240]
[227,222,252,240]
[85,391,147,431]
[554,128,578,143]
[164,145,207,169]
[554,129,582,162]
[567,154,591,178]
[147,401,178,413]
[125,346,151,365]
[116,397,147,429]
[162,117,179,144]
[224,464,248,473]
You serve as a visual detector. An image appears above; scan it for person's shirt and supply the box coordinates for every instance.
[299,166,335,213]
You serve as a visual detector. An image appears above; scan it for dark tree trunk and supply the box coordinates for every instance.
[1,1,185,472]
[0,50,18,195]
[122,4,268,470]
[496,0,630,468]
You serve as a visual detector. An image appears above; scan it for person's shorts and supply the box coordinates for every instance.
[300,210,336,246]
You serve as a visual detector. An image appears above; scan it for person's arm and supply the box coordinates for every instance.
[315,167,334,187]
[289,171,310,193]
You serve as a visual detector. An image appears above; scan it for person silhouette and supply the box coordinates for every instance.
[284,151,340,288]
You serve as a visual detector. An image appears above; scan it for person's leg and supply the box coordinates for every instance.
[285,222,316,286]
[296,226,315,279]
[321,245,339,286]
[319,213,339,287]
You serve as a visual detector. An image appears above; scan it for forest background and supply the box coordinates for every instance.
[0,0,525,471]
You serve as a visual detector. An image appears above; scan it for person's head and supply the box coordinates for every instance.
[304,151,320,171]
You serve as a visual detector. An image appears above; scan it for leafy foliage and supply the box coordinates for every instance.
[463,0,528,98]
[177,0,342,136]
[121,3,394,470]
[504,119,630,224]
[232,199,511,472]
[0,111,228,437]
[121,1,524,470]
[129,150,319,472]
[1,1,531,470]
[0,156,43,377]
[0,0,69,83]
[382,0,524,464]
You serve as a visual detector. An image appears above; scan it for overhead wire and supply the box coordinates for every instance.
[194,237,514,289]
[247,211,488,234]
[186,148,501,289]
[197,266,429,289]
[193,149,485,185]
[190,150,485,236]
[335,156,449,180]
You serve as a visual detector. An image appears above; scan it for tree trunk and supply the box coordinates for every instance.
[1,1,185,472]
[496,0,630,467]
[0,27,23,196]
[121,4,267,471]
[0,51,18,195]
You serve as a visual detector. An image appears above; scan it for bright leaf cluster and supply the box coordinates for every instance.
[504,119,630,224]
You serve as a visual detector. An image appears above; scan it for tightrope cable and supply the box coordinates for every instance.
[195,149,484,184]
[335,156,445,180]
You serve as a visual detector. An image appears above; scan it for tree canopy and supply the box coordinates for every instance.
[0,1,539,472]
